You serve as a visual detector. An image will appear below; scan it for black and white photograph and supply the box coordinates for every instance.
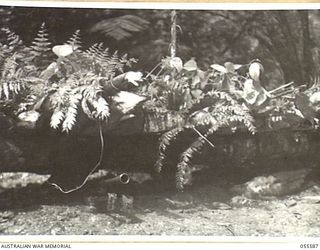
[0,1,319,245]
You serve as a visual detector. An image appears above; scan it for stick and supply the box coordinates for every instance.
[193,126,215,148]
[170,10,177,58]
[269,81,294,94]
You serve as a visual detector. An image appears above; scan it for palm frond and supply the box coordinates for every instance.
[90,15,149,41]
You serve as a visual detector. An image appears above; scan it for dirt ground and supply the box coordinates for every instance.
[0,168,319,236]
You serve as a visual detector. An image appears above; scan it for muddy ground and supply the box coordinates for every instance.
[0,167,319,236]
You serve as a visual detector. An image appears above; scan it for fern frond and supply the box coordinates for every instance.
[1,53,18,79]
[83,44,113,76]
[83,43,105,60]
[62,105,78,132]
[49,85,71,110]
[176,128,215,190]
[30,23,51,53]
[82,82,102,99]
[212,91,238,105]
[175,98,256,190]
[109,51,122,72]
[108,51,118,65]
[151,89,257,190]
[61,93,81,132]
[79,41,137,81]
[97,47,110,63]
[85,94,110,120]
[1,82,9,99]
[121,54,135,68]
[94,96,110,120]
[1,28,23,52]
[229,104,256,133]
[0,54,26,99]
[154,127,185,173]
[0,26,135,134]
[27,23,52,68]
[82,43,135,77]
[211,101,256,134]
[188,90,256,134]
[66,29,82,49]
[81,98,94,119]
[50,110,65,129]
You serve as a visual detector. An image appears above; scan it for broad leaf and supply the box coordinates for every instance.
[183,58,197,71]
[210,64,227,73]
[52,44,74,57]
[113,91,146,114]
[124,71,143,86]
[169,57,183,72]
[309,92,320,104]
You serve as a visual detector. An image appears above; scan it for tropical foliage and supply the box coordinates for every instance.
[140,52,320,189]
[1,8,320,192]
[0,24,138,133]
[2,8,320,86]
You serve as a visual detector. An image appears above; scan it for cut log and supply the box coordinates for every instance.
[1,126,320,175]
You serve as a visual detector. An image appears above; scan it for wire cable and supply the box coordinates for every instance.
[47,121,105,194]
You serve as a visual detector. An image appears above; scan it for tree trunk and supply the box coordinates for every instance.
[275,11,304,85]
[299,10,314,83]
[255,11,304,85]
